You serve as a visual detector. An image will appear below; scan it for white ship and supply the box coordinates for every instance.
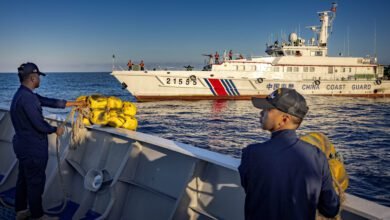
[112,3,389,101]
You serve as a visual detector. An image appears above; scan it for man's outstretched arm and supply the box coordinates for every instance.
[37,94,85,108]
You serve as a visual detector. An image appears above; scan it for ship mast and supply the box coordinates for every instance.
[316,2,337,47]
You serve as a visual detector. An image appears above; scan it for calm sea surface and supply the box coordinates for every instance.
[0,72,389,207]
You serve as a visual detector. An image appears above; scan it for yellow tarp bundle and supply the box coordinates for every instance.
[77,95,138,131]
[301,132,348,220]
[300,132,349,192]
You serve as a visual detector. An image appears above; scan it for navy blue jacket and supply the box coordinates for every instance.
[10,85,67,159]
[238,129,340,220]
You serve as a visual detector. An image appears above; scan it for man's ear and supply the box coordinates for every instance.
[282,114,291,124]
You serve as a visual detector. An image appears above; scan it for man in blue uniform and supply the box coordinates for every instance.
[239,88,340,220]
[10,62,84,220]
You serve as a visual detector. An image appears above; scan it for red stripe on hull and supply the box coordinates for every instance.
[208,79,229,96]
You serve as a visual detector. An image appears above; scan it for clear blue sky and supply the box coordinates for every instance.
[0,0,389,72]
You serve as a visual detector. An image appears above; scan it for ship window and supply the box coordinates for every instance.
[287,67,292,72]
[349,68,352,72]
[248,65,256,71]
[237,65,245,71]
[328,66,333,74]
[293,67,299,72]
[303,66,309,72]
[342,68,346,72]
[286,50,291,55]
[315,51,323,56]
[310,67,315,72]
[274,66,280,72]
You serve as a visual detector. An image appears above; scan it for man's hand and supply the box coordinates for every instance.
[66,100,87,108]
[56,126,65,136]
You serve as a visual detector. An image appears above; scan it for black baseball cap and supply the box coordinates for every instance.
[252,88,309,119]
[17,62,46,77]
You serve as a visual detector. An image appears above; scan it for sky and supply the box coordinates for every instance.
[0,0,389,72]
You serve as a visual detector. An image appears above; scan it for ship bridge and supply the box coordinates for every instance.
[265,3,337,58]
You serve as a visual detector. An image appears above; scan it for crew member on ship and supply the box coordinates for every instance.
[228,50,233,60]
[127,60,132,71]
[11,63,85,220]
[215,52,220,64]
[140,60,145,71]
[239,88,340,220]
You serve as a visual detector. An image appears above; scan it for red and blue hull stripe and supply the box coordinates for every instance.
[204,78,240,96]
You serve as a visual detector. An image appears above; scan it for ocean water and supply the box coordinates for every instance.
[0,72,389,207]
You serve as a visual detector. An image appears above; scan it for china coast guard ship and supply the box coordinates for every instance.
[112,3,389,101]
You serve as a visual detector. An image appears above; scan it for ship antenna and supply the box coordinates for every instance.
[374,19,377,59]
[343,36,346,56]
[298,24,301,40]
[347,26,350,56]
[329,2,337,34]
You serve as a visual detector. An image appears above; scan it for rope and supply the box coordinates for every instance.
[44,107,88,215]
[0,105,90,215]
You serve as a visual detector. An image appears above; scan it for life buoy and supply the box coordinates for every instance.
[375,79,382,85]
[189,75,196,81]
[314,80,321,86]
[256,78,264,83]
[121,82,127,90]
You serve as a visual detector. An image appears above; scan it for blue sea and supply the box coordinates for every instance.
[0,72,389,207]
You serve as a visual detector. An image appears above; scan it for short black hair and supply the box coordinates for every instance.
[17,66,29,83]
[291,115,303,127]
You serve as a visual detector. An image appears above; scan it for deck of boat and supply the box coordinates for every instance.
[0,107,389,219]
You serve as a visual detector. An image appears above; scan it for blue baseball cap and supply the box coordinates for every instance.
[17,62,46,77]
[252,88,309,119]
